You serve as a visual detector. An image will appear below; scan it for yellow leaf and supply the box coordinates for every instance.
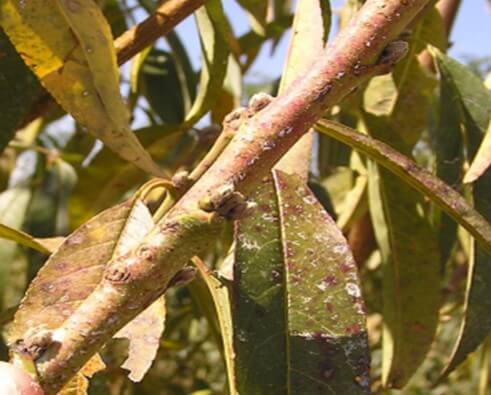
[58,353,105,395]
[0,0,164,176]
[464,119,491,183]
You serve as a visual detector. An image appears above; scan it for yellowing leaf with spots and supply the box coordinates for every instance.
[59,354,106,395]
[7,197,155,343]
[0,0,163,176]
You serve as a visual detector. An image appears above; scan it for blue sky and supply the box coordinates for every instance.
[169,1,491,81]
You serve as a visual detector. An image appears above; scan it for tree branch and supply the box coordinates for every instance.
[19,0,207,127]
[32,0,434,392]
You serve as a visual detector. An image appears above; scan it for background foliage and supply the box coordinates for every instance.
[1,0,491,394]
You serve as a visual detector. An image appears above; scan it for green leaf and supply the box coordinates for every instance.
[315,119,491,256]
[0,188,31,310]
[0,30,41,153]
[431,49,491,378]
[184,0,229,125]
[363,7,443,147]
[211,54,242,124]
[363,114,440,388]
[236,0,268,35]
[233,173,370,394]
[274,170,370,394]
[191,257,237,395]
[165,31,197,114]
[232,178,286,395]
[140,49,186,124]
[232,5,349,393]
[0,224,52,255]
[0,0,164,176]
[429,67,464,267]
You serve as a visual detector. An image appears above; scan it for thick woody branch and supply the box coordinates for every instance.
[36,0,433,392]
[19,0,206,127]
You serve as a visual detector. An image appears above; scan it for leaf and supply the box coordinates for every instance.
[363,7,443,147]
[314,120,491,256]
[0,188,31,310]
[233,178,286,395]
[431,49,491,378]
[191,257,237,395]
[59,354,106,395]
[363,114,440,388]
[358,11,445,386]
[165,31,197,114]
[184,0,229,125]
[33,159,78,237]
[211,54,242,124]
[429,65,464,266]
[276,0,330,177]
[0,1,163,176]
[232,4,346,393]
[274,170,370,394]
[0,30,41,153]
[233,174,370,394]
[114,296,166,382]
[68,125,182,227]
[0,224,51,254]
[236,0,268,35]
[7,196,155,343]
[464,119,491,183]
[139,49,186,124]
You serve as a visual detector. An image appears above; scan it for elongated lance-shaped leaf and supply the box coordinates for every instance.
[363,114,441,388]
[191,258,237,395]
[211,54,242,124]
[233,177,286,394]
[233,173,370,394]
[431,48,491,378]
[315,119,491,256]
[138,49,187,124]
[236,0,268,35]
[0,188,31,311]
[363,6,445,147]
[0,30,41,153]
[0,0,164,176]
[232,3,333,393]
[184,0,229,125]
[274,170,370,394]
[360,9,445,387]
[0,224,52,255]
[464,118,491,184]
[429,65,464,267]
